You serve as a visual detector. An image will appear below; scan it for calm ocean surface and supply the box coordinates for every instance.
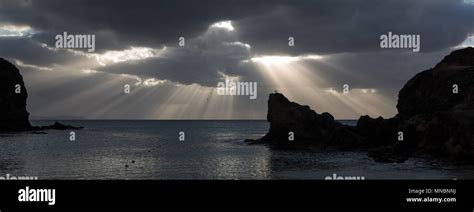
[0,120,473,180]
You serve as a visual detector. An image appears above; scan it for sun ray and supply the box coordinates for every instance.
[251,55,396,119]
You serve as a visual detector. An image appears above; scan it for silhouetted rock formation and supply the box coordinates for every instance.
[248,47,474,163]
[0,58,82,132]
[0,58,31,131]
[246,93,360,150]
[397,47,474,116]
[372,47,474,162]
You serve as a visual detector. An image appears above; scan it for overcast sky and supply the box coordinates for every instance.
[1,0,473,120]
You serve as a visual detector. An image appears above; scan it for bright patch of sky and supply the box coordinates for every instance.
[0,24,36,37]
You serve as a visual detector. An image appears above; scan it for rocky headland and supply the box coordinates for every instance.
[0,58,82,132]
[247,47,474,163]
[0,58,32,131]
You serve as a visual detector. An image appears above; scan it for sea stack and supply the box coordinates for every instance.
[248,92,360,150]
[0,58,31,131]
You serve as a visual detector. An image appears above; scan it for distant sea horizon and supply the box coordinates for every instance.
[28,119,360,126]
[29,119,359,121]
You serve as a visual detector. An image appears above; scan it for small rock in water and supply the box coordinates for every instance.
[41,122,83,130]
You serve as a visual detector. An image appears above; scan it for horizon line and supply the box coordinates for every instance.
[29,119,359,121]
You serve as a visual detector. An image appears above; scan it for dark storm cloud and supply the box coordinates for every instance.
[236,0,474,54]
[1,0,473,80]
[1,0,472,54]
[1,0,473,119]
[98,27,254,86]
[0,0,472,87]
[0,36,82,66]
[0,0,275,52]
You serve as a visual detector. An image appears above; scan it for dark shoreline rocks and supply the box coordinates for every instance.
[35,121,84,130]
[0,58,82,132]
[247,47,474,164]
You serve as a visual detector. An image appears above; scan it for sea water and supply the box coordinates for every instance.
[0,120,473,180]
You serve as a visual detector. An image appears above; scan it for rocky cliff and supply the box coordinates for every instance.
[0,58,31,131]
[248,47,474,163]
[372,47,474,162]
[0,58,81,132]
[397,47,474,116]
